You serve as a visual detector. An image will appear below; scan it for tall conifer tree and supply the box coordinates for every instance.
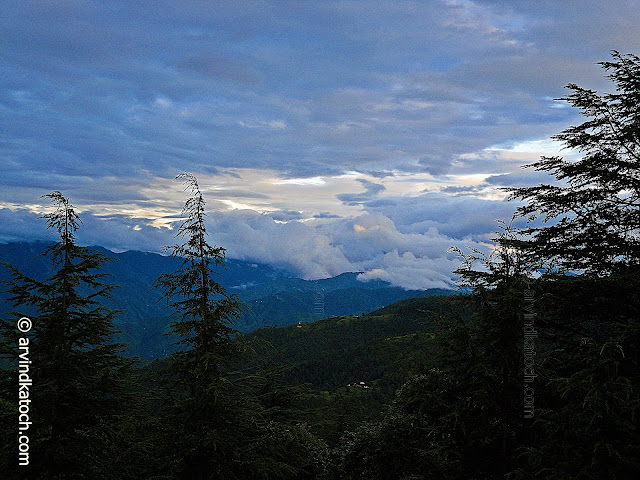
[508,51,640,275]
[505,51,640,480]
[0,192,134,480]
[154,173,247,479]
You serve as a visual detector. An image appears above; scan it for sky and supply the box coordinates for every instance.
[2,0,640,289]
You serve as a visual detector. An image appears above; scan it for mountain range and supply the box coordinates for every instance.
[0,242,455,359]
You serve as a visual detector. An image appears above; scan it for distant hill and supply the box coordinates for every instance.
[246,295,453,390]
[242,294,469,443]
[0,242,456,359]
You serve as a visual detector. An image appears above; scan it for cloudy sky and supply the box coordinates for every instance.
[2,0,640,288]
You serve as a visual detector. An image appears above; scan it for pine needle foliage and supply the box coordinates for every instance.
[0,192,136,480]
[153,173,249,479]
[508,51,640,274]
[154,173,244,386]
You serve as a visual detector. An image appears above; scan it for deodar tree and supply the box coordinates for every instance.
[155,173,243,382]
[506,52,640,480]
[0,192,134,480]
[154,173,330,480]
[154,173,247,479]
[509,51,640,275]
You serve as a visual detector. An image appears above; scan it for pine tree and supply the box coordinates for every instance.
[508,51,640,275]
[0,192,135,480]
[154,173,330,479]
[444,220,534,477]
[153,173,247,479]
[508,271,640,480]
[504,51,640,479]
[334,222,536,480]
[154,173,244,389]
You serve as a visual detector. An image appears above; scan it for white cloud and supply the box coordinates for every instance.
[3,0,639,289]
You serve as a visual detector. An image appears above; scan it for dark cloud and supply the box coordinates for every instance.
[484,170,557,187]
[366,170,396,179]
[313,212,342,219]
[266,209,304,222]
[3,0,640,186]
[2,0,640,286]
[0,209,49,244]
[440,185,487,195]
[177,53,261,85]
[337,179,386,205]
[361,193,520,241]
[362,198,398,208]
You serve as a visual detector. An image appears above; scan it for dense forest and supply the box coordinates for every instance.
[1,52,639,479]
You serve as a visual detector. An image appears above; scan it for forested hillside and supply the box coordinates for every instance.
[240,295,468,444]
[0,242,452,359]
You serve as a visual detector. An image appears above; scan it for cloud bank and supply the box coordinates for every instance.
[2,0,639,288]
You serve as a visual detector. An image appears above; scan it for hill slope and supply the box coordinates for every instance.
[242,294,468,443]
[0,242,456,359]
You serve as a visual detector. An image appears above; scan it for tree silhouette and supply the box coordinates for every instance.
[154,173,244,384]
[153,173,248,479]
[0,192,135,480]
[509,51,640,275]
[505,51,640,480]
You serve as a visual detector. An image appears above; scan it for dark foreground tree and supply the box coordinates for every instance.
[508,51,640,275]
[0,192,136,480]
[154,173,328,479]
[504,51,640,480]
[153,173,246,479]
[335,53,640,479]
